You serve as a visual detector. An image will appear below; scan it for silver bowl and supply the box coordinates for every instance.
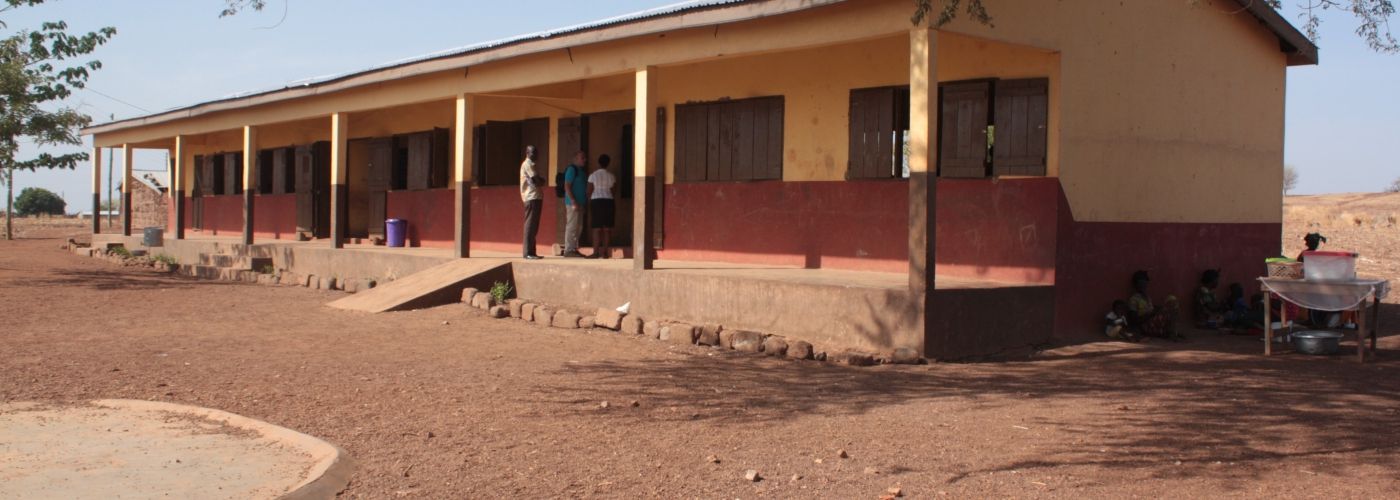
[1292,330,1343,355]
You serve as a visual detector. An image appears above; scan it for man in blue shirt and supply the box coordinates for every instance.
[562,151,589,257]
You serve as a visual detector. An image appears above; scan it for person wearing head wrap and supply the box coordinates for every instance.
[1297,232,1327,262]
[1127,270,1183,340]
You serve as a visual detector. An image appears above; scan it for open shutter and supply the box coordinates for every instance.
[938,80,992,178]
[430,128,450,188]
[405,132,432,190]
[848,87,895,179]
[993,78,1049,176]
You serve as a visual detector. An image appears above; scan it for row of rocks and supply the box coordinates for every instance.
[458,288,924,366]
[73,245,178,272]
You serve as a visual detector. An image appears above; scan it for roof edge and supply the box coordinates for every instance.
[1232,0,1318,65]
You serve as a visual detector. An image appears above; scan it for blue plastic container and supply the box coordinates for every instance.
[385,219,406,248]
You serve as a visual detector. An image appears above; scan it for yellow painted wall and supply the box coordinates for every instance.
[652,32,1058,182]
[97,0,1288,224]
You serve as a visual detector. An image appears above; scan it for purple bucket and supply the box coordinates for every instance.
[385,219,406,248]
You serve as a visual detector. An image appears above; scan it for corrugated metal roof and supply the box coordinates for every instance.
[229,0,753,100]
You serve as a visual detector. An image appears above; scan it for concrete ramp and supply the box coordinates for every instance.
[328,259,513,313]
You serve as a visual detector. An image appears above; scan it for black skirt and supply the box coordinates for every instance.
[589,198,615,228]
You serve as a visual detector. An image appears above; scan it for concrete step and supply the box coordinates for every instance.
[328,259,513,313]
[177,265,263,282]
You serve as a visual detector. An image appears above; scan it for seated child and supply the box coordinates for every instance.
[1195,269,1226,328]
[1105,300,1140,342]
[1223,282,1254,329]
[1128,270,1183,340]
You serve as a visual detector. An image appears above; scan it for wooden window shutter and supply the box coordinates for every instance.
[280,148,295,194]
[430,128,450,189]
[993,78,1049,176]
[848,87,896,179]
[258,150,275,194]
[405,132,432,190]
[938,80,992,178]
[471,125,486,186]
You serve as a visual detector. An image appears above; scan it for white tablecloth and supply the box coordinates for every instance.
[1258,277,1391,312]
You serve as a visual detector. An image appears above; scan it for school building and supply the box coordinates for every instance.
[83,0,1315,359]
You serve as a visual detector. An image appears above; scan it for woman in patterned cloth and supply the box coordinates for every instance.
[1127,270,1183,340]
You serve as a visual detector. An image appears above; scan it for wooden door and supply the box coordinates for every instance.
[312,142,331,238]
[938,80,992,178]
[367,138,392,237]
[556,117,583,243]
[295,145,315,234]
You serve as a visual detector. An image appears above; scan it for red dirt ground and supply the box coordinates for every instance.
[3,220,1399,498]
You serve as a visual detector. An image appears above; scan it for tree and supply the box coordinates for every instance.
[1283,165,1300,195]
[1387,176,1400,193]
[14,186,63,215]
[1,1,116,239]
[912,0,1397,53]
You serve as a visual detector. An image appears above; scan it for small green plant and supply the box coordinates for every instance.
[490,281,513,304]
[152,254,178,266]
[259,264,275,274]
[109,246,131,258]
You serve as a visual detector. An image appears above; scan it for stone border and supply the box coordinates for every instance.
[91,399,354,500]
[458,289,926,367]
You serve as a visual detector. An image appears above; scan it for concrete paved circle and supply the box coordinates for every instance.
[0,399,352,499]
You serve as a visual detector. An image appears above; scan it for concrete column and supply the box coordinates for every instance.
[907,28,938,355]
[632,67,659,270]
[242,126,258,245]
[121,144,133,236]
[453,94,475,258]
[172,136,185,240]
[90,146,102,234]
[330,113,349,249]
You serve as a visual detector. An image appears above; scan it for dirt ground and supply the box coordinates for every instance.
[3,213,1400,498]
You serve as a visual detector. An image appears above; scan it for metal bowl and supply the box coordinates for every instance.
[1292,330,1343,355]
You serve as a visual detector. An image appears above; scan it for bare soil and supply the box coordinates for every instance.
[3,214,1400,498]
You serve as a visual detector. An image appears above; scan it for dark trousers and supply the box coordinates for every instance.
[522,199,542,257]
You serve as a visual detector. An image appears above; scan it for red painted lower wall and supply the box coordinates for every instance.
[470,187,558,255]
[195,195,242,237]
[1053,208,1281,338]
[386,189,455,248]
[658,178,1060,283]
[252,194,297,241]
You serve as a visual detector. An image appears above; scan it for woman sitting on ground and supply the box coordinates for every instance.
[1195,269,1226,329]
[1127,270,1183,341]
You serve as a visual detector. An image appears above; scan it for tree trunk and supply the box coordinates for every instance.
[5,166,13,241]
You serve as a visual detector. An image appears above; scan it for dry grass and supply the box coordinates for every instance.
[1284,192,1400,280]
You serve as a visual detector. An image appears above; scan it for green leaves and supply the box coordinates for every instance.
[0,0,114,172]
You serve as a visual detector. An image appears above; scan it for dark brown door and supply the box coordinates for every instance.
[312,142,331,238]
[938,80,992,178]
[555,117,582,244]
[295,145,315,234]
[992,78,1049,176]
[367,138,393,237]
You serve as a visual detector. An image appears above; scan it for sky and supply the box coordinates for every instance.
[4,0,1397,213]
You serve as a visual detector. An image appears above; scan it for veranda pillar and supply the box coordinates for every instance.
[632,67,659,270]
[121,144,133,236]
[90,146,102,234]
[330,113,349,249]
[172,136,185,240]
[242,126,258,245]
[907,28,939,355]
[453,94,475,258]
